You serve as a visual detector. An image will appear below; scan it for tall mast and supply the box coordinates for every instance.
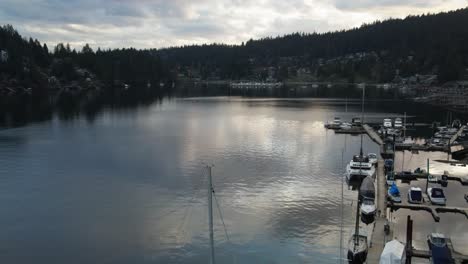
[354,186,361,249]
[360,85,365,156]
[340,135,346,263]
[207,166,216,264]
[355,84,365,248]
[345,97,348,113]
[361,84,365,125]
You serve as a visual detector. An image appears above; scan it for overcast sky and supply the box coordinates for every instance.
[0,0,467,50]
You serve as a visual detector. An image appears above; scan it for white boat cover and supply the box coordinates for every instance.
[379,240,406,264]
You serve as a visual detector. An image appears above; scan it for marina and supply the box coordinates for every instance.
[355,120,468,263]
[1,98,467,263]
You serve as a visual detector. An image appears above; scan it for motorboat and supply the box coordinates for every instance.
[359,176,376,224]
[360,197,376,224]
[427,187,446,205]
[441,171,449,187]
[387,183,401,203]
[414,167,426,174]
[407,187,423,204]
[386,172,395,186]
[394,117,403,128]
[383,118,392,128]
[367,153,378,166]
[384,159,394,173]
[325,117,342,129]
[340,122,352,130]
[352,117,362,127]
[428,174,439,183]
[346,155,376,181]
[347,228,368,264]
[427,233,455,264]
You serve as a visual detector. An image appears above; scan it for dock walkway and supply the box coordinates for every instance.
[363,124,384,145]
[450,125,466,145]
[367,159,391,263]
[394,172,468,186]
[388,202,468,222]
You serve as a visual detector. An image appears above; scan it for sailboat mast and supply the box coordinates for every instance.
[345,97,348,113]
[361,85,365,124]
[340,136,346,263]
[355,84,366,249]
[207,166,216,264]
[354,187,361,249]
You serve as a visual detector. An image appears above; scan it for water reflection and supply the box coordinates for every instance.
[0,97,464,263]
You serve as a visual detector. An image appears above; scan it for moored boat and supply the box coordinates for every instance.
[359,176,376,224]
[325,117,342,129]
[346,155,376,182]
[347,228,368,263]
[387,183,401,203]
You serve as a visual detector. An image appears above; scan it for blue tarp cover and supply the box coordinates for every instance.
[389,183,400,196]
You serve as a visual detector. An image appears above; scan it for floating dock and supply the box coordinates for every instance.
[364,124,467,153]
[394,172,468,186]
[388,202,468,222]
[362,123,468,263]
[333,127,365,134]
[363,124,383,145]
[367,159,391,263]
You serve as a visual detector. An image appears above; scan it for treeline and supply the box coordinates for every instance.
[159,8,468,82]
[2,7,468,95]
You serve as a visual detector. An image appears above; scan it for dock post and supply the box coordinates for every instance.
[405,215,413,264]
[426,159,429,193]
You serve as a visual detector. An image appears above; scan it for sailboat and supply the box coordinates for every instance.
[347,179,369,263]
[347,84,369,263]
[347,227,368,263]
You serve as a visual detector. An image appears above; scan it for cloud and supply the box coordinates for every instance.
[0,0,466,49]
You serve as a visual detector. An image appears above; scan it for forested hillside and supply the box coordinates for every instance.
[159,8,468,82]
[1,7,468,107]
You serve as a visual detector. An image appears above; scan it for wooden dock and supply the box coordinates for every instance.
[367,159,391,263]
[387,202,468,222]
[450,125,466,145]
[363,124,383,145]
[334,127,365,134]
[394,172,468,186]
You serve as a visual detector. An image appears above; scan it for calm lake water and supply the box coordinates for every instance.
[0,97,465,263]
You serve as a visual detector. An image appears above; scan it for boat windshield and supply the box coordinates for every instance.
[410,190,422,201]
[431,188,445,198]
[368,154,377,159]
[362,198,374,205]
[351,166,370,170]
[353,155,369,162]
